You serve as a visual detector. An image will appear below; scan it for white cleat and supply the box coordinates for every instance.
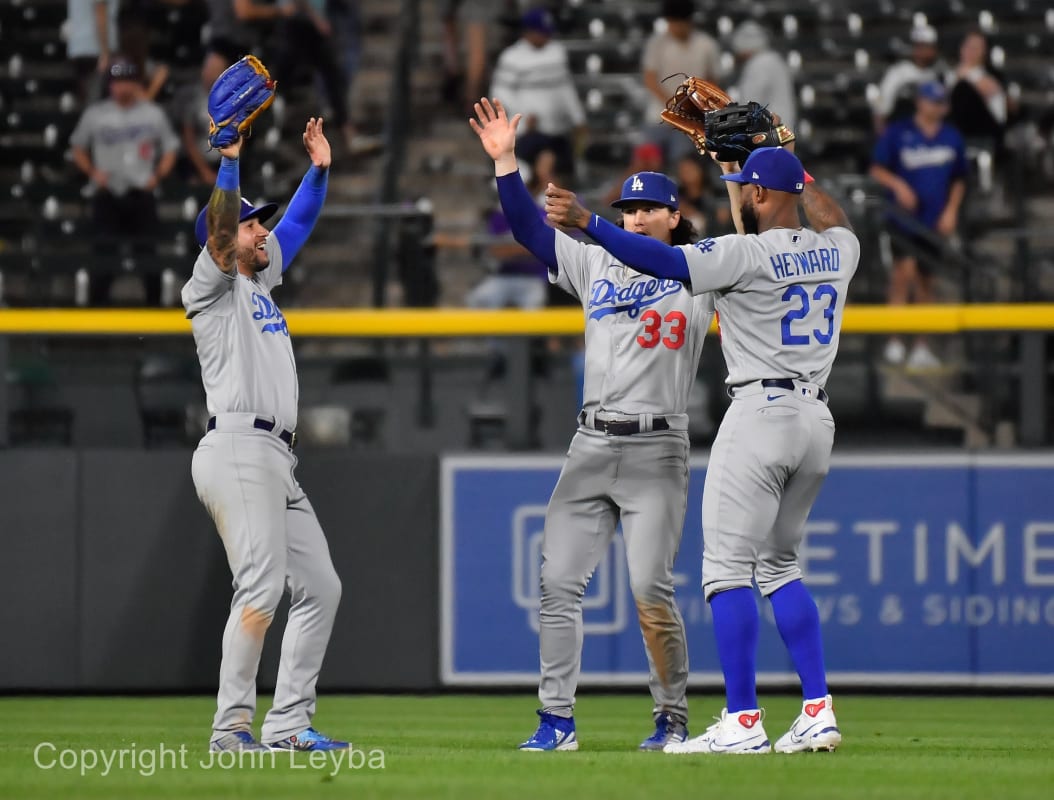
[774,694,842,753]
[663,708,771,755]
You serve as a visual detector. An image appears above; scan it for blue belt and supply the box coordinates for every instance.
[207,416,297,448]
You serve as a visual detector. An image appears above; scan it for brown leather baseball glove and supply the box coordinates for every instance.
[659,77,734,154]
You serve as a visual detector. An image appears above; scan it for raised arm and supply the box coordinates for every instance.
[470,98,556,269]
[711,154,746,235]
[272,117,331,267]
[800,181,854,233]
[206,138,244,273]
[543,186,691,282]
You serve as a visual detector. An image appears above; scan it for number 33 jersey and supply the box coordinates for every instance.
[679,227,860,389]
[553,232,716,417]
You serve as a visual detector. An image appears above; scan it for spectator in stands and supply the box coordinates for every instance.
[729,20,796,130]
[874,24,945,134]
[327,0,362,106]
[641,0,721,169]
[947,28,1008,157]
[175,58,227,186]
[203,0,293,87]
[66,0,119,105]
[440,0,493,116]
[69,58,180,306]
[870,81,968,369]
[274,1,381,156]
[465,147,557,312]
[675,153,733,237]
[117,6,171,103]
[490,7,586,180]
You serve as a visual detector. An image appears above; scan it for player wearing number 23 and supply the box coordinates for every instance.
[544,146,860,754]
[472,98,717,752]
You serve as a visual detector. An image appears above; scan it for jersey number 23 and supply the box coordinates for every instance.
[781,283,837,346]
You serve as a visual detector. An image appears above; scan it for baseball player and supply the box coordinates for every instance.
[182,118,347,753]
[544,146,860,754]
[471,98,716,752]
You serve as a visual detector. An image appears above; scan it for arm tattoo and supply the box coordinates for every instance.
[801,183,853,233]
[206,186,241,272]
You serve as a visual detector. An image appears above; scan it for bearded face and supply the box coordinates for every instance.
[236,219,271,272]
[740,189,760,235]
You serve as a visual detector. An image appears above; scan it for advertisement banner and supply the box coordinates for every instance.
[440,454,1054,687]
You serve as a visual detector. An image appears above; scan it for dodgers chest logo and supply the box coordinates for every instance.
[251,292,288,336]
[587,276,683,321]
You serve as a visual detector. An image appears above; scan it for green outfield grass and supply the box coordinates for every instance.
[0,694,1051,800]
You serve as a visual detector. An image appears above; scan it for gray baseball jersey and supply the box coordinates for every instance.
[553,232,715,421]
[680,227,860,387]
[675,225,861,599]
[181,237,298,430]
[536,231,714,725]
[69,99,180,195]
[182,236,341,745]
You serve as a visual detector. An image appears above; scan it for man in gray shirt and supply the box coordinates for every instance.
[69,58,179,304]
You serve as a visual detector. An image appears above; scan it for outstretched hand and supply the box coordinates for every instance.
[469,98,521,163]
[544,183,592,230]
[303,117,331,169]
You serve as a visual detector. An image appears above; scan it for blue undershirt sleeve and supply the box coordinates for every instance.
[216,157,239,191]
[272,165,328,271]
[495,172,557,270]
[584,213,691,282]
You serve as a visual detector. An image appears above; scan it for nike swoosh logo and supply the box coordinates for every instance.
[766,394,783,401]
[708,738,768,752]
[790,722,837,743]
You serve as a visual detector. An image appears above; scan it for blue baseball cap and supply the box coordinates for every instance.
[611,171,679,210]
[720,147,805,194]
[195,197,278,248]
[521,7,555,35]
[917,80,948,103]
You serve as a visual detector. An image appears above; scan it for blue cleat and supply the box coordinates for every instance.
[210,731,269,753]
[639,712,689,751]
[518,710,578,751]
[267,727,350,751]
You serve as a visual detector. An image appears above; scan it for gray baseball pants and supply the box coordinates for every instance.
[538,428,691,723]
[191,419,342,744]
[701,381,835,599]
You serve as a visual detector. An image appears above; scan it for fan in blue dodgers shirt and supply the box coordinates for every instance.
[471,97,718,753]
[182,118,349,755]
[870,80,968,368]
[544,145,860,755]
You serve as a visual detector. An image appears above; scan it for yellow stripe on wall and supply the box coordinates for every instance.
[0,305,1050,337]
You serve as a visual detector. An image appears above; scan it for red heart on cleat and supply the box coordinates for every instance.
[805,700,826,717]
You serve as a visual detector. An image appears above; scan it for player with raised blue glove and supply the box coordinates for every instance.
[182,116,349,754]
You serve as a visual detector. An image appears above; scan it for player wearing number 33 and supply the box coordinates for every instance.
[472,98,718,752]
[544,146,860,754]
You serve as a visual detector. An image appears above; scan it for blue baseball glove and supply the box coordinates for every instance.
[207,55,276,149]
